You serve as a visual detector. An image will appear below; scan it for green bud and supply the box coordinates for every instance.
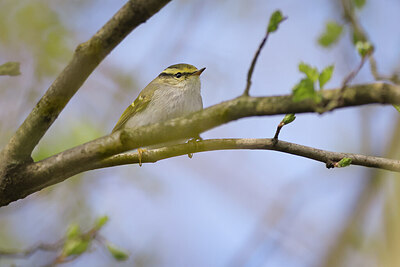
[355,41,374,57]
[62,238,90,257]
[282,114,296,125]
[107,244,129,261]
[66,224,81,239]
[94,215,109,230]
[337,158,352,168]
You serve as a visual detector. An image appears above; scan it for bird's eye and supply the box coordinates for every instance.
[175,72,182,78]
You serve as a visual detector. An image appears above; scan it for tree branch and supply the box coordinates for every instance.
[93,138,400,172]
[0,0,171,164]
[0,241,64,259]
[340,0,399,84]
[243,13,287,96]
[0,82,398,206]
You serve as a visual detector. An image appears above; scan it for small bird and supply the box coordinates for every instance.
[112,63,205,165]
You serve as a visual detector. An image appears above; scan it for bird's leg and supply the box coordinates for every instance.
[187,135,202,159]
[137,148,147,166]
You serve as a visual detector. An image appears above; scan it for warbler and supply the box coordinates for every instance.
[112,63,205,165]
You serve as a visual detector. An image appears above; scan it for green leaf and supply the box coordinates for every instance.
[318,22,344,47]
[394,105,400,113]
[107,244,129,261]
[62,238,90,257]
[0,61,21,76]
[267,10,284,33]
[355,41,374,57]
[282,114,296,125]
[292,78,316,102]
[299,62,319,82]
[337,158,352,168]
[353,0,366,9]
[66,224,81,239]
[319,65,334,89]
[94,215,109,230]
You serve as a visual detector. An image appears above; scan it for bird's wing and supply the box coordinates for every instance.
[112,84,155,133]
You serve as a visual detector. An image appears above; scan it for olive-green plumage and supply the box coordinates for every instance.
[112,64,205,133]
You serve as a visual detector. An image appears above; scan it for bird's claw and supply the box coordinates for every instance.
[187,135,202,159]
[137,148,147,166]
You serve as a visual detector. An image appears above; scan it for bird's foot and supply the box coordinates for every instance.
[187,135,203,159]
[137,148,147,167]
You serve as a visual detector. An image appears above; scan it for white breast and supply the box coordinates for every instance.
[125,77,203,129]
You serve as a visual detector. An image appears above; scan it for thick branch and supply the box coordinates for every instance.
[0,0,171,164]
[94,139,400,172]
[0,82,397,206]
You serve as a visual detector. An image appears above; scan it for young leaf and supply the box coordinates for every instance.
[62,238,90,257]
[267,10,284,33]
[292,78,316,102]
[394,105,400,113]
[355,41,374,57]
[318,22,343,47]
[336,158,352,168]
[94,215,109,230]
[66,224,81,239]
[282,114,296,125]
[299,62,319,82]
[107,244,129,261]
[353,0,366,9]
[319,65,334,89]
[0,61,21,76]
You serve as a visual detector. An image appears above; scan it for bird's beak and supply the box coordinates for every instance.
[193,67,206,76]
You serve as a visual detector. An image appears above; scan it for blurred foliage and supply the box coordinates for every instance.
[33,120,103,161]
[0,1,72,78]
[292,62,334,102]
[355,40,374,57]
[106,243,129,261]
[0,62,21,76]
[0,216,128,265]
[299,62,319,82]
[318,21,344,47]
[292,78,316,102]
[318,65,334,90]
[353,0,366,9]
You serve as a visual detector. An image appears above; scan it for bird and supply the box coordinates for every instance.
[112,63,205,165]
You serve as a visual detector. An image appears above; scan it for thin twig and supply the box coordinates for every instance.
[341,0,400,85]
[273,122,284,140]
[324,55,369,111]
[94,138,400,172]
[0,240,64,258]
[243,17,287,96]
[340,55,368,92]
[243,31,270,96]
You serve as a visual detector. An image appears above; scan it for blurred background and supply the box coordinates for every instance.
[0,0,400,266]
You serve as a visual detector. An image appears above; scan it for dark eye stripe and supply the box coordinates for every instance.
[158,72,194,77]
